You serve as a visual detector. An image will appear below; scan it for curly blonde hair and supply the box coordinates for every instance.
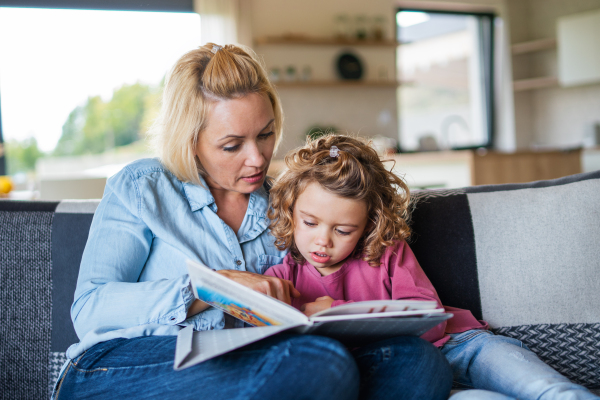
[268,134,411,267]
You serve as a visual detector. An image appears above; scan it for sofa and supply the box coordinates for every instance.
[1,170,599,399]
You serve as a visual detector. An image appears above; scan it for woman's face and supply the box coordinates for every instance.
[196,93,276,194]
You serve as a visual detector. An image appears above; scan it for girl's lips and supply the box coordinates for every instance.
[311,252,331,263]
[241,171,264,183]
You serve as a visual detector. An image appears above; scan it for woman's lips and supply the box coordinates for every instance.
[241,171,264,183]
[311,252,331,263]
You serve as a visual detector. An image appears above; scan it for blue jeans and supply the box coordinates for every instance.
[443,330,599,400]
[53,334,451,400]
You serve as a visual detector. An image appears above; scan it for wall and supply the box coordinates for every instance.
[250,0,399,156]
[249,0,514,156]
[509,0,600,149]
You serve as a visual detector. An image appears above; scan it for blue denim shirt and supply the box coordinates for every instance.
[66,158,287,359]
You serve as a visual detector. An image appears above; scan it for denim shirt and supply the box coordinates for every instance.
[66,158,287,359]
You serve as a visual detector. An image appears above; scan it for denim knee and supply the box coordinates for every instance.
[391,336,453,380]
[254,334,360,400]
[352,336,453,400]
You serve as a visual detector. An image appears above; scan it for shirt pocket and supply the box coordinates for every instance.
[258,254,285,274]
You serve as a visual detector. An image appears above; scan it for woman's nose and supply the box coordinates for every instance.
[245,143,265,168]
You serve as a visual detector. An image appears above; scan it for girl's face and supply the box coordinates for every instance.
[293,182,369,276]
[195,93,276,195]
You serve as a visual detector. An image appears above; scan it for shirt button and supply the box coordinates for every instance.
[236,260,242,266]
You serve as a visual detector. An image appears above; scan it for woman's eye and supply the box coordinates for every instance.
[336,229,351,236]
[223,144,240,152]
[303,221,316,227]
[258,131,274,140]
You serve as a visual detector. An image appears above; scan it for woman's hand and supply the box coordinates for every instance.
[300,296,334,317]
[217,269,301,305]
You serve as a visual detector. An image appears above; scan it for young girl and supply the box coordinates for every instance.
[265,134,598,400]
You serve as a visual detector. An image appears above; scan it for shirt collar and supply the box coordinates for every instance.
[182,176,270,217]
[238,183,270,243]
[246,183,269,218]
[182,175,216,212]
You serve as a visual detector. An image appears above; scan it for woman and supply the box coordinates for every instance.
[52,43,452,400]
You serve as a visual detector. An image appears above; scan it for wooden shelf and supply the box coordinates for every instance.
[255,36,399,47]
[513,76,559,92]
[273,80,400,88]
[511,38,556,55]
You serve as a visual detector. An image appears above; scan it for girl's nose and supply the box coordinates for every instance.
[314,231,332,248]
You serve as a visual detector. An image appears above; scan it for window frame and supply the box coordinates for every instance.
[396,8,496,152]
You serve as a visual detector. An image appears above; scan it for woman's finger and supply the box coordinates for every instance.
[284,280,301,298]
[217,270,295,304]
[274,278,291,304]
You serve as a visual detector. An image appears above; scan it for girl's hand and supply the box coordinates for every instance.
[300,296,334,317]
[217,269,301,305]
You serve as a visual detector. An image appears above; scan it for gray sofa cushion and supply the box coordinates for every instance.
[0,201,58,400]
[409,170,600,388]
[0,200,99,399]
[49,200,99,395]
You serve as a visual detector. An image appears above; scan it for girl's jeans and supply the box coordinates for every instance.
[443,329,599,400]
[53,333,452,400]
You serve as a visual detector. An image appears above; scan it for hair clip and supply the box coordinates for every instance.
[329,146,340,158]
[211,45,222,54]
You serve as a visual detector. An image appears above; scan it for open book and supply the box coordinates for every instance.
[174,259,452,370]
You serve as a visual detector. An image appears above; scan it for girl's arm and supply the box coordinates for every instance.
[388,241,447,342]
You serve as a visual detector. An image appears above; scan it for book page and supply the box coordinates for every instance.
[310,308,445,323]
[310,300,439,318]
[174,324,304,370]
[187,259,309,326]
[306,314,452,347]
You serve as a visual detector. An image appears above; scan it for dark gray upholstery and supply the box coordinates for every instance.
[0,171,599,399]
[0,204,57,400]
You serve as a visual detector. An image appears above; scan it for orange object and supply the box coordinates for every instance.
[0,176,13,195]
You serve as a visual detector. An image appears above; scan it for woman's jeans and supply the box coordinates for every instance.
[443,330,599,400]
[54,333,452,400]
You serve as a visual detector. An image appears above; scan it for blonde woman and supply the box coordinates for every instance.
[52,44,452,400]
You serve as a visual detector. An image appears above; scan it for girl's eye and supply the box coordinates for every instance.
[336,229,351,236]
[258,131,274,140]
[223,144,240,152]
[303,221,316,227]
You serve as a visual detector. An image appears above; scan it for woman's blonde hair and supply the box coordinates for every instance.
[151,43,283,185]
[268,134,411,267]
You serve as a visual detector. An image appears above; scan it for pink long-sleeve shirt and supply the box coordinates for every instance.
[265,240,487,347]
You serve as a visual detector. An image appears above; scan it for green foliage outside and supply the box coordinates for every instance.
[5,81,162,175]
[53,81,162,156]
[5,137,44,175]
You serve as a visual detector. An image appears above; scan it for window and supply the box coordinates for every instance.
[0,7,200,182]
[396,10,494,151]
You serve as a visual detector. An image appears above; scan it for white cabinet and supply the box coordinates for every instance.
[558,9,600,87]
